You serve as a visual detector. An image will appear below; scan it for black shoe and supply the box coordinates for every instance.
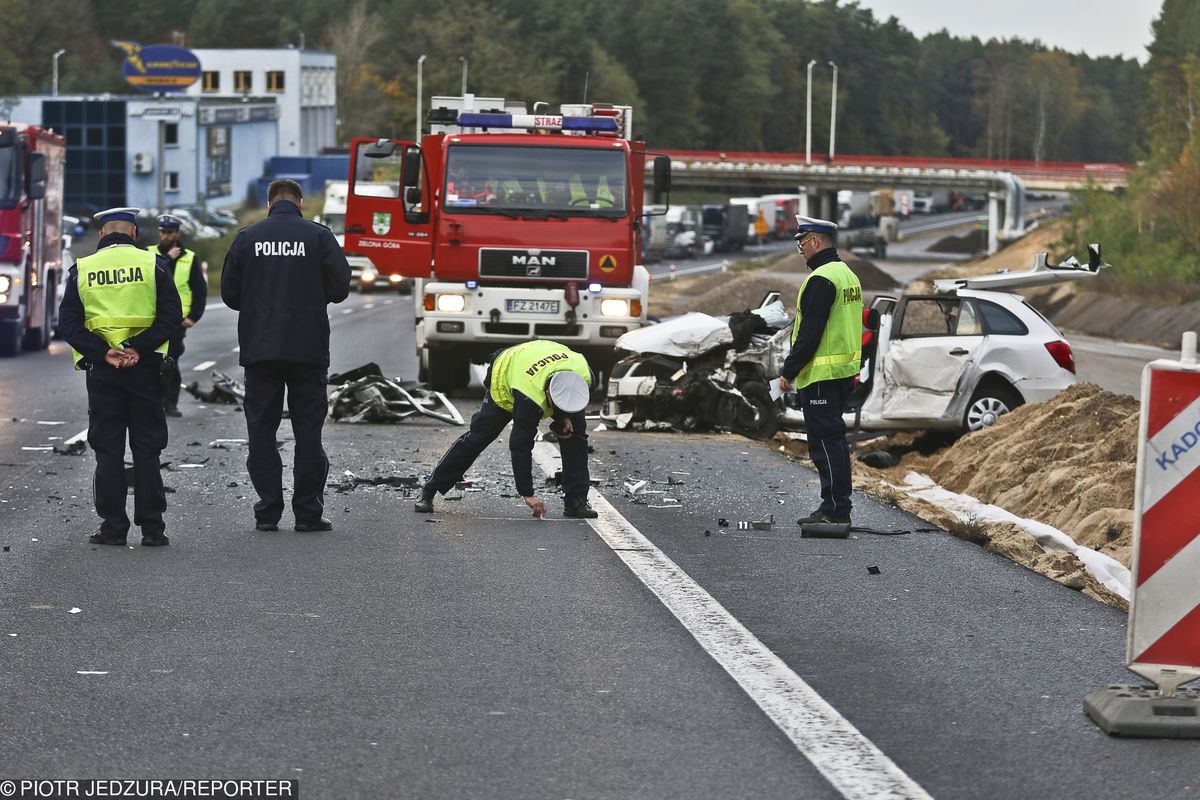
[563,499,599,519]
[88,529,127,546]
[295,518,333,532]
[413,487,436,513]
[797,511,850,526]
[255,520,279,531]
[164,404,182,417]
[141,532,170,547]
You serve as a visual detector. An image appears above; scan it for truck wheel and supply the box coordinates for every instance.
[427,351,469,394]
[23,293,53,351]
[0,321,21,357]
[398,279,413,296]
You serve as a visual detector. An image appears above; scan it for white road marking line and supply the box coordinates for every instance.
[364,303,375,310]
[532,443,931,800]
[341,308,354,315]
[192,360,217,371]
[384,299,396,305]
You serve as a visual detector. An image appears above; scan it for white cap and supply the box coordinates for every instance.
[793,215,838,239]
[548,371,589,414]
[94,207,142,226]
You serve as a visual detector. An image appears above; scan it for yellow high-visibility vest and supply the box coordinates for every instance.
[72,245,167,368]
[490,340,593,415]
[791,260,862,388]
[172,248,195,318]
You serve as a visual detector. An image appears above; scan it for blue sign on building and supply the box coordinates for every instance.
[111,41,202,92]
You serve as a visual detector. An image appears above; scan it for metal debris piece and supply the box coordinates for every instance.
[624,480,648,495]
[186,371,245,404]
[53,440,87,456]
[751,514,775,530]
[667,474,685,485]
[717,518,730,528]
[209,438,248,449]
[867,565,882,575]
[331,472,422,493]
[328,363,464,425]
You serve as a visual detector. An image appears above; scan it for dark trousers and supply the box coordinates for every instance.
[800,376,855,518]
[162,330,185,407]
[243,361,329,524]
[426,396,591,502]
[86,359,168,536]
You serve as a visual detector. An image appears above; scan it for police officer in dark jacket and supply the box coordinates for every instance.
[58,207,182,547]
[156,213,207,417]
[220,179,352,532]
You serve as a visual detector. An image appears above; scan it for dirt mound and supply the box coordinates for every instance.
[772,251,898,290]
[928,228,986,254]
[688,275,799,316]
[849,382,1139,607]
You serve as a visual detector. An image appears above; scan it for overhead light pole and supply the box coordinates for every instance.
[828,61,838,161]
[458,56,468,96]
[52,49,66,97]
[416,54,426,142]
[805,59,816,164]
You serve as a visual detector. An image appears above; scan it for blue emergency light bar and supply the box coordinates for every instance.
[455,112,619,133]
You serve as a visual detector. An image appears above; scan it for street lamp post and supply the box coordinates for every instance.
[52,49,66,97]
[805,59,816,164]
[416,54,426,142]
[458,56,468,96]
[828,61,838,161]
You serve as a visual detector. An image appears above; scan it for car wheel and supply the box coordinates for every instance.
[728,382,780,440]
[963,384,1022,432]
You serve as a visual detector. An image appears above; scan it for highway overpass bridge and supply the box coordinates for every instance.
[651,150,1129,252]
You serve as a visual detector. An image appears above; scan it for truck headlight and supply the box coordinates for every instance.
[600,298,631,318]
[436,293,466,313]
[0,275,10,293]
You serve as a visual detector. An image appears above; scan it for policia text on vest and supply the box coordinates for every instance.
[57,221,182,547]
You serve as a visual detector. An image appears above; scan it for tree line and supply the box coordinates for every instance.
[0,0,1147,164]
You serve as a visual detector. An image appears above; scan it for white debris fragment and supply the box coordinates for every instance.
[76,670,108,675]
[624,480,648,495]
[615,412,634,430]
[68,607,81,614]
[594,423,608,431]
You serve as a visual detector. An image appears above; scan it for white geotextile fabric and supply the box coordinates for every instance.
[615,313,734,358]
[895,472,1131,600]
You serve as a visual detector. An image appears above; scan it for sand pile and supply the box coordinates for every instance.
[845,383,1139,607]
[771,251,898,290]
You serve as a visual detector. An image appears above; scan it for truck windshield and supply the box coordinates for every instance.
[444,145,627,217]
[0,147,21,209]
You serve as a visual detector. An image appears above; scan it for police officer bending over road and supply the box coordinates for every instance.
[778,215,863,526]
[415,340,599,519]
[221,179,351,533]
[58,207,182,547]
[156,213,207,417]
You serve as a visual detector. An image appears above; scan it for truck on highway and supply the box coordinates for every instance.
[344,95,667,391]
[645,204,705,261]
[701,203,749,252]
[0,124,64,357]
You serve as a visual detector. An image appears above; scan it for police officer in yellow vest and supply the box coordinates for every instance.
[414,340,598,519]
[156,214,207,417]
[778,215,862,525]
[57,207,183,546]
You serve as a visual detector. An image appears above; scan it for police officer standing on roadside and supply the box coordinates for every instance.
[58,207,182,547]
[156,213,207,417]
[778,215,862,526]
[221,179,351,533]
[414,340,598,519]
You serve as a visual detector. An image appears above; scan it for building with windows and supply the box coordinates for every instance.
[5,94,278,212]
[185,48,337,157]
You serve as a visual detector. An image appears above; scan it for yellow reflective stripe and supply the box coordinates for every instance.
[84,316,156,330]
[809,351,861,367]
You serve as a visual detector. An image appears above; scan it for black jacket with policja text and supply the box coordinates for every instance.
[220,200,352,366]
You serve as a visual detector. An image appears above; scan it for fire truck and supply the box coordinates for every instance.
[344,95,669,392]
[0,124,65,357]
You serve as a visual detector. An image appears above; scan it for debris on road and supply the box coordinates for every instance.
[331,470,422,493]
[867,565,882,575]
[328,363,464,425]
[53,440,87,456]
[209,438,248,449]
[186,371,245,405]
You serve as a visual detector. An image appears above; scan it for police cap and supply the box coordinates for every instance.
[94,207,141,226]
[547,371,589,414]
[157,213,183,231]
[793,215,838,240]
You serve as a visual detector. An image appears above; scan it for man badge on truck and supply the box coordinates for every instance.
[372,212,392,236]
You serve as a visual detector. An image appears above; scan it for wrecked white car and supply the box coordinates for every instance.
[603,245,1104,436]
[852,245,1104,433]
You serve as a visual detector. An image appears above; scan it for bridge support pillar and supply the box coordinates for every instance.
[987,192,1001,255]
[819,190,835,223]
[797,187,810,218]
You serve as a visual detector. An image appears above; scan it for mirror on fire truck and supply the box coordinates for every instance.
[0,128,15,148]
[652,155,671,207]
[27,153,46,200]
[363,139,396,159]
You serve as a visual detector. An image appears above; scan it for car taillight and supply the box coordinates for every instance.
[1045,340,1076,374]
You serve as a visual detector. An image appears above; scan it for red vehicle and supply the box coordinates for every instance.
[0,124,65,356]
[344,96,669,391]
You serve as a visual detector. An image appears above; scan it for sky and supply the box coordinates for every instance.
[850,0,1161,62]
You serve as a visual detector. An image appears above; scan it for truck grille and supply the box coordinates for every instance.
[478,248,588,280]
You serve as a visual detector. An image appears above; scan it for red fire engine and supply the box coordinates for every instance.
[0,124,65,356]
[344,95,669,391]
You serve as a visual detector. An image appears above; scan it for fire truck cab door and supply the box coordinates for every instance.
[345,138,433,278]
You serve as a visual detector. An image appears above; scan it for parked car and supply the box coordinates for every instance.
[850,246,1105,432]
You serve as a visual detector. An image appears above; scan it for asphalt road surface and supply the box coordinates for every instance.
[2,292,1197,799]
